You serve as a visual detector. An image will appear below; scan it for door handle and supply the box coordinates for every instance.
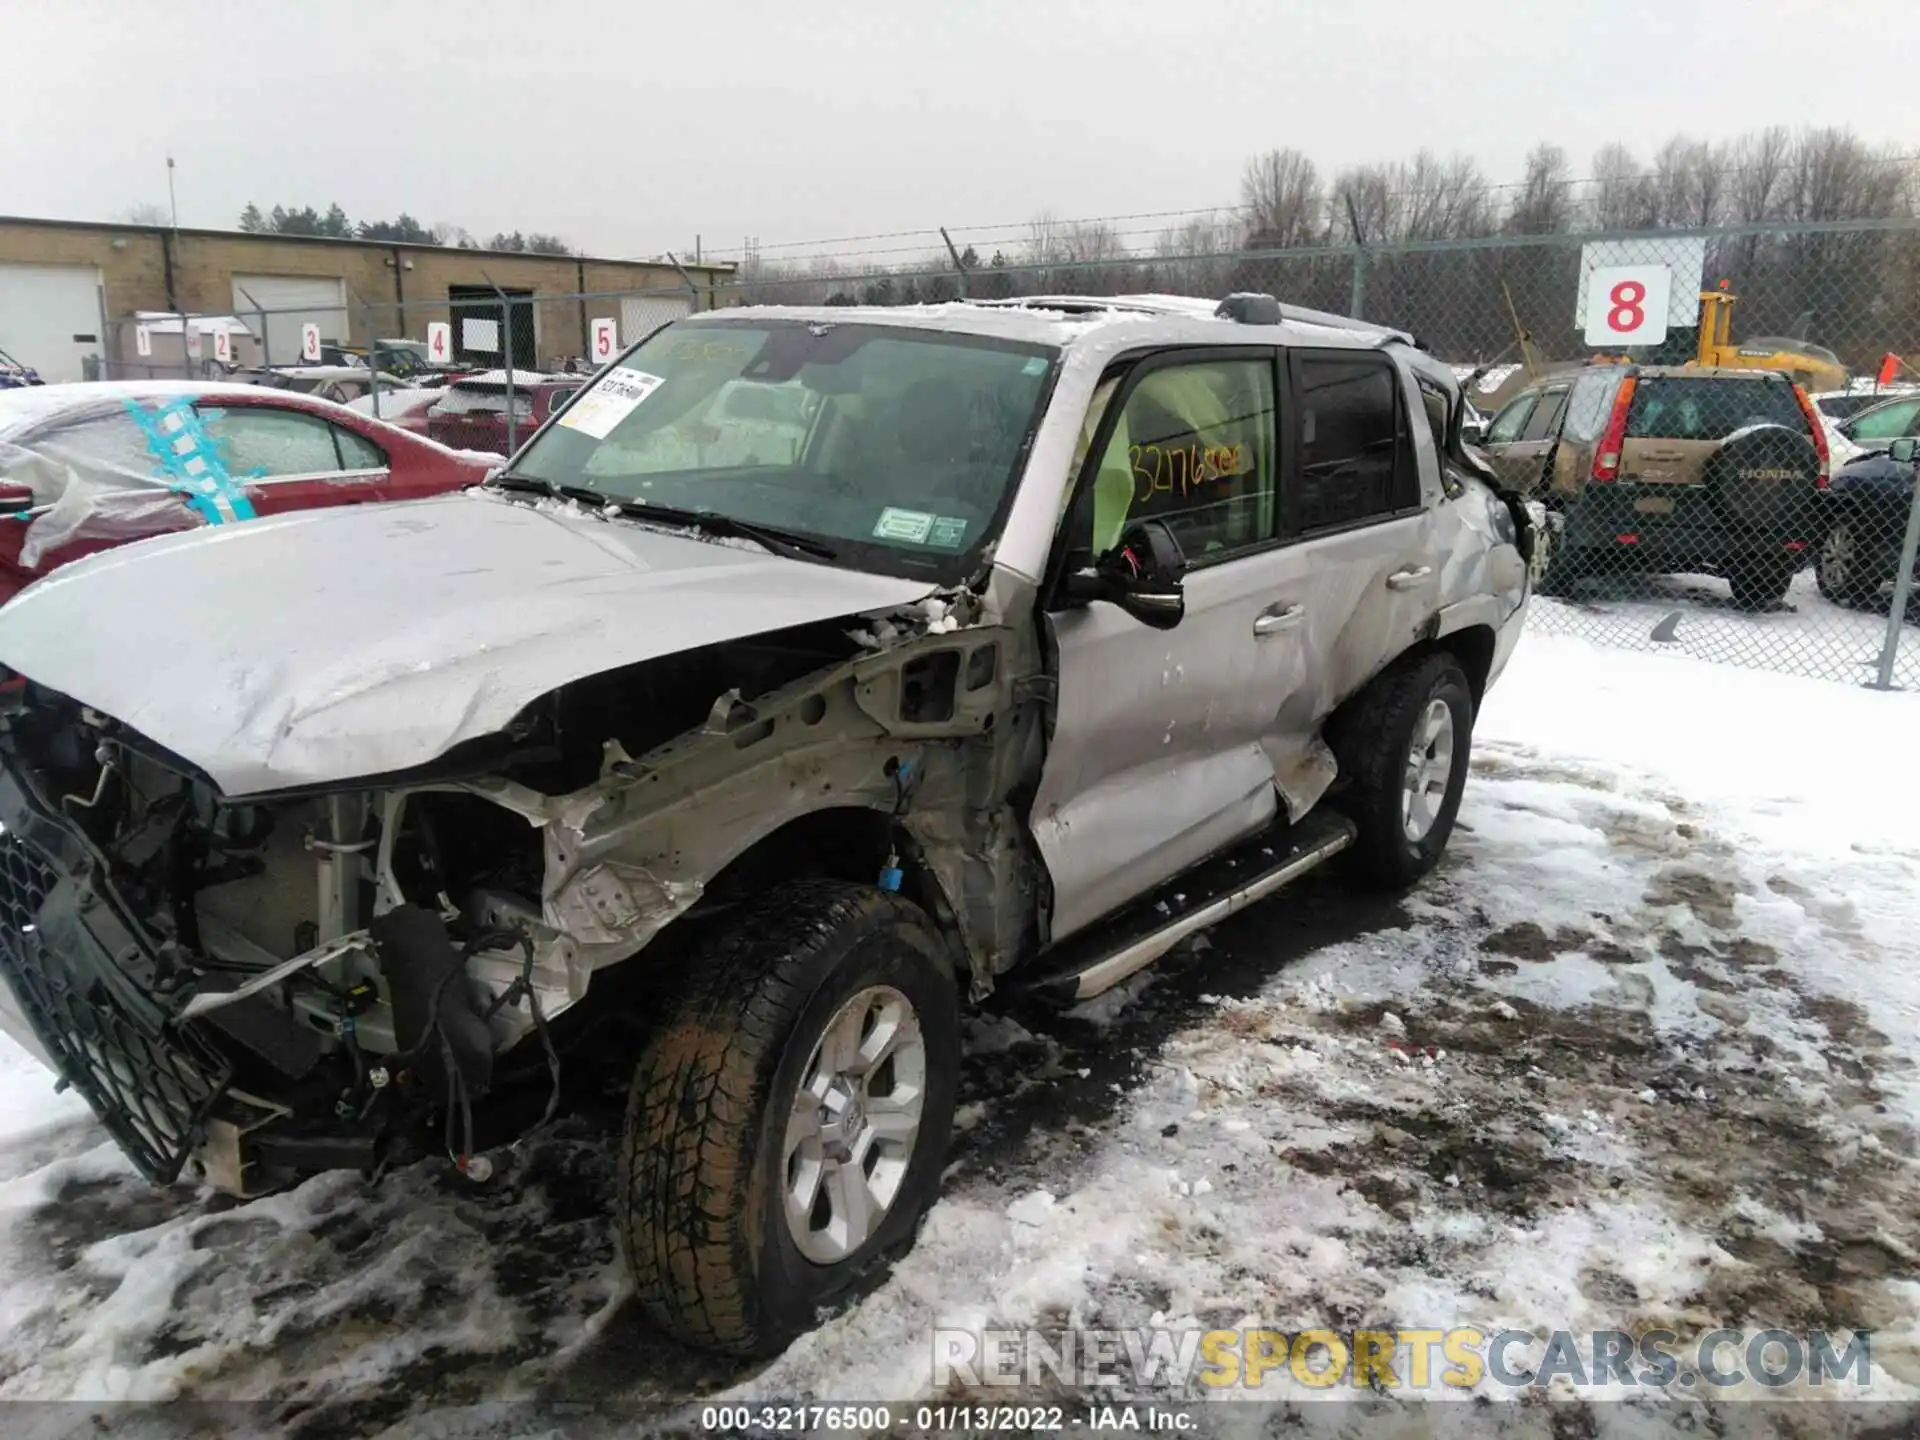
[1386,566,1433,591]
[1252,604,1304,637]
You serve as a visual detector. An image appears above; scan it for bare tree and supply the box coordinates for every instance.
[1241,149,1324,248]
[1398,152,1496,241]
[1022,211,1064,266]
[1507,144,1574,235]
[1153,213,1238,295]
[120,202,171,225]
[1649,136,1727,228]
[1590,144,1657,231]
[1782,128,1907,221]
[1729,126,1792,224]
[1333,163,1397,245]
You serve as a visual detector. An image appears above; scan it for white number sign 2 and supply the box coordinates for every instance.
[591,317,619,364]
[1583,264,1672,348]
[213,329,232,364]
[300,322,322,362]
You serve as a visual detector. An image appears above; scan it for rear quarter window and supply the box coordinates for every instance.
[1561,372,1618,444]
[1626,378,1807,442]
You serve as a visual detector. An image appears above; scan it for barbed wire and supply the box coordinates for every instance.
[695,151,1920,268]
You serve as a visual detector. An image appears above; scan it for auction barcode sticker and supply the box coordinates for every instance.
[559,368,665,440]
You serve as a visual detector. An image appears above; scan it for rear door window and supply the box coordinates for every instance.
[1844,397,1920,441]
[1486,393,1537,445]
[1288,353,1416,534]
[1626,378,1806,441]
[1520,387,1569,441]
[334,426,386,470]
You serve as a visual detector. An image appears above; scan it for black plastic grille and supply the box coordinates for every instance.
[0,836,230,1184]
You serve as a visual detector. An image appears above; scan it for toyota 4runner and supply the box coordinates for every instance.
[0,294,1532,1355]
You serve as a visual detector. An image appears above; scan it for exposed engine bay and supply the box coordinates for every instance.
[0,604,1022,1195]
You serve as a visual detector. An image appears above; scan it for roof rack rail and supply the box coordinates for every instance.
[1216,292,1413,344]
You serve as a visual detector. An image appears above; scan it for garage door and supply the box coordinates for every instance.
[620,294,692,344]
[0,263,104,383]
[230,275,346,365]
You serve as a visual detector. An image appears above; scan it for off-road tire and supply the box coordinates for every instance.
[1328,652,1475,890]
[1728,558,1796,611]
[619,880,958,1356]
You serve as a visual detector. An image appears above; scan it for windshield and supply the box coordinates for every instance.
[509,319,1057,578]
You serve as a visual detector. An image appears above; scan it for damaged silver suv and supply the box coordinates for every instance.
[0,294,1532,1355]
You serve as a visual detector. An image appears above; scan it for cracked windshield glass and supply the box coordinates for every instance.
[511,321,1055,573]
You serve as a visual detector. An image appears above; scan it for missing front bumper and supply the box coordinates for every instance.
[0,775,233,1185]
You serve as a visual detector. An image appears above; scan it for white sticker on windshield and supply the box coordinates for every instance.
[873,507,935,543]
[559,368,664,440]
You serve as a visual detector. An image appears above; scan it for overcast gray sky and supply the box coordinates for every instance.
[5,0,1915,261]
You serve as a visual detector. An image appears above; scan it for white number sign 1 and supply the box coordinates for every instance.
[134,325,153,358]
[591,317,619,364]
[300,322,322,363]
[1583,264,1672,348]
[213,329,232,365]
[426,321,452,364]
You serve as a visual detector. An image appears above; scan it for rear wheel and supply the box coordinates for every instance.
[619,880,958,1355]
[1329,653,1475,890]
[1816,518,1885,609]
[1728,559,1796,611]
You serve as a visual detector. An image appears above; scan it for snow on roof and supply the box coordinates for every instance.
[688,297,1393,353]
[132,312,257,337]
[454,369,577,387]
[0,380,281,438]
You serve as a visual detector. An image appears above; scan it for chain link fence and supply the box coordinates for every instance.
[83,218,1920,687]
[724,218,1920,688]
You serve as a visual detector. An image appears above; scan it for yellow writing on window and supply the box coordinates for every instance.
[1130,441,1249,503]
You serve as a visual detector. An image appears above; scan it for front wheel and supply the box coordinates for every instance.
[1329,652,1475,890]
[619,880,959,1355]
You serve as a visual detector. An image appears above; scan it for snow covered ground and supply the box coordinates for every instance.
[1528,567,1919,689]
[1,632,1917,1436]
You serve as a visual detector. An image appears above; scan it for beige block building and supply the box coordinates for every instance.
[0,216,734,381]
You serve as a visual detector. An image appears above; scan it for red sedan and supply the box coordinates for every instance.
[426,371,585,456]
[0,382,496,604]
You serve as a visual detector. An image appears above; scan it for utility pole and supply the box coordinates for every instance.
[166,155,178,229]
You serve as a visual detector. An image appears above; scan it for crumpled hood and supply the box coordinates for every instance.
[0,491,935,795]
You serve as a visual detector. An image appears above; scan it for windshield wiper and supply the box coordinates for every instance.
[618,500,840,563]
[487,472,612,509]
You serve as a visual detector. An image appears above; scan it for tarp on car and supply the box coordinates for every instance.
[0,383,285,572]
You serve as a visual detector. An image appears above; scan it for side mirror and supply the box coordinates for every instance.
[1064,519,1188,630]
[1889,437,1919,464]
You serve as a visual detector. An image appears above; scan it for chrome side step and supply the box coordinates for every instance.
[1020,811,1357,1004]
